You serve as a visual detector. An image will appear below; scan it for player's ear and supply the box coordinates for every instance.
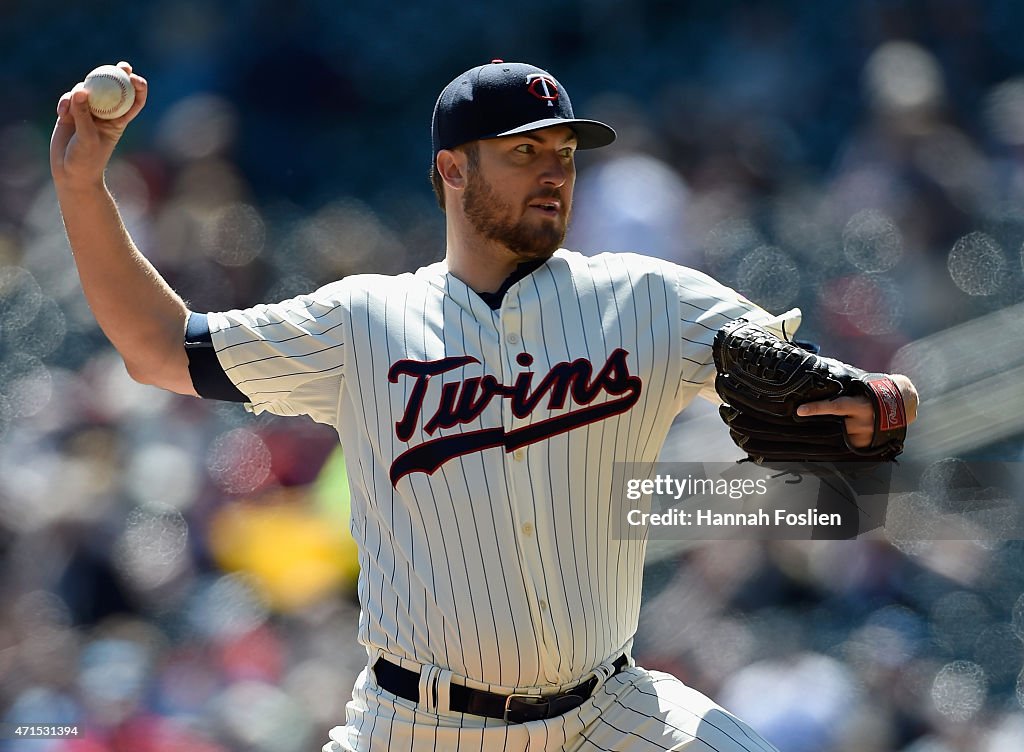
[436,149,468,192]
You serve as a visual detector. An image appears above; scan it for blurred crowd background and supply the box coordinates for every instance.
[2,1,1024,750]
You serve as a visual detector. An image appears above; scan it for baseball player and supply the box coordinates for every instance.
[51,60,917,751]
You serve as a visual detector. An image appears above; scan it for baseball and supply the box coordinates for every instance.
[83,65,135,120]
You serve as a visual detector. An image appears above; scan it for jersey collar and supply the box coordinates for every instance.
[476,258,547,310]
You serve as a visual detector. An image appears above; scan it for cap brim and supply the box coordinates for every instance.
[491,118,616,150]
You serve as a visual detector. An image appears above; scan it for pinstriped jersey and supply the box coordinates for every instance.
[205,249,799,691]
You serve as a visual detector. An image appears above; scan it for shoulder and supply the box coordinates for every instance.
[553,248,713,289]
[318,266,438,303]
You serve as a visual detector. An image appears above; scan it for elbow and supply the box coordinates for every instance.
[124,356,161,387]
[123,351,198,397]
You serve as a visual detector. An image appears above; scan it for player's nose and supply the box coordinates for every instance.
[538,151,569,187]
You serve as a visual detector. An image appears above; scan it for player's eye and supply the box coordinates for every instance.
[515,144,535,154]
[559,147,575,159]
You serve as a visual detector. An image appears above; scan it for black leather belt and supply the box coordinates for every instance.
[372,654,628,723]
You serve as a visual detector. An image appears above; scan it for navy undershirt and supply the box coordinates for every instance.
[185,312,248,402]
[474,258,545,311]
[186,259,546,402]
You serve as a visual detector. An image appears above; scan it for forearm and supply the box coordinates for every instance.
[56,180,194,393]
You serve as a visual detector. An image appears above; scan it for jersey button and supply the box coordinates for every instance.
[513,449,525,462]
[539,599,548,612]
[521,521,534,536]
[506,332,520,345]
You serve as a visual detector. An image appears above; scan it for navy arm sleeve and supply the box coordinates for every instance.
[184,312,249,402]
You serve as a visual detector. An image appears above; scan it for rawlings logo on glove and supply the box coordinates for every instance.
[712,318,908,463]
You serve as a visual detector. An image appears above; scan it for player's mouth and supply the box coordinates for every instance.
[528,199,562,217]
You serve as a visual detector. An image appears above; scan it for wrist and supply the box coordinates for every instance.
[889,373,919,424]
[54,174,108,197]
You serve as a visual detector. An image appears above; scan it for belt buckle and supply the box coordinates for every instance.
[503,693,549,723]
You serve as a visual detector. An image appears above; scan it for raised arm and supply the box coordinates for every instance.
[50,62,196,396]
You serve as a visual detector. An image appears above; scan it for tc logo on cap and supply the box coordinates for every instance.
[526,73,559,106]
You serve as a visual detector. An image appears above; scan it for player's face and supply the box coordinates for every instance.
[462,126,577,261]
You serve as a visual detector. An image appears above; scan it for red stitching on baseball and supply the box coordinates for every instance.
[90,74,129,115]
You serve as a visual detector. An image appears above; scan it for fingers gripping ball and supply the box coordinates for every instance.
[711,318,908,463]
[83,65,135,119]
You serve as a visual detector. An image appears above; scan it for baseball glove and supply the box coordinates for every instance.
[712,318,908,463]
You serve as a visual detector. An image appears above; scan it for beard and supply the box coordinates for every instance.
[462,170,570,261]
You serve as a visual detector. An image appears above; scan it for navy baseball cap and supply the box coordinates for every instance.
[431,60,616,157]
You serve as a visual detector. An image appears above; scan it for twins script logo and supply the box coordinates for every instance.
[387,349,642,484]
